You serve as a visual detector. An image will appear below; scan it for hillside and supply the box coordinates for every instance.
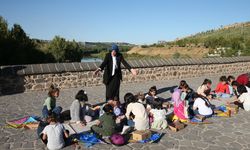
[128,22,250,58]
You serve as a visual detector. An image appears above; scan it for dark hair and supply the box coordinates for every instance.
[237,85,247,95]
[219,76,227,82]
[227,76,235,82]
[103,104,114,115]
[151,98,162,110]
[182,82,189,90]
[246,81,250,88]
[232,81,239,87]
[192,92,210,107]
[135,92,145,101]
[202,79,212,85]
[75,90,88,102]
[47,114,57,123]
[113,96,119,102]
[148,86,157,96]
[179,80,187,89]
[48,85,59,97]
[124,93,136,104]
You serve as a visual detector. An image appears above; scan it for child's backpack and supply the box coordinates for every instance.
[109,133,126,146]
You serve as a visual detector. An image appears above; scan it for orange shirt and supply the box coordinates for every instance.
[215,82,230,94]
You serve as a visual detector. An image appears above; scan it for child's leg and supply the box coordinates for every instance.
[91,125,104,137]
[42,106,49,119]
[52,106,63,116]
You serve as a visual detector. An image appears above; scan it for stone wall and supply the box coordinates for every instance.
[1,56,250,95]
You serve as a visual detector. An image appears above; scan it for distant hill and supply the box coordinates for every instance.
[128,22,250,58]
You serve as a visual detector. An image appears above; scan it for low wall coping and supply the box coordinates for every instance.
[0,56,249,76]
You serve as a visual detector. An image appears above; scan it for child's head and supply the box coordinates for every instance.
[135,92,145,102]
[103,104,114,115]
[124,93,136,104]
[148,86,157,96]
[192,93,210,107]
[179,80,187,89]
[192,92,200,100]
[219,76,227,85]
[48,85,59,98]
[151,98,162,110]
[181,82,189,92]
[113,96,120,107]
[47,114,57,123]
[237,85,247,95]
[227,76,235,84]
[232,81,239,89]
[75,90,88,102]
[202,79,212,87]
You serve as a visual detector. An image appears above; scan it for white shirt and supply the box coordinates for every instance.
[150,109,167,121]
[125,102,149,130]
[245,86,250,94]
[112,55,117,76]
[238,93,250,111]
[42,123,65,150]
[193,98,213,116]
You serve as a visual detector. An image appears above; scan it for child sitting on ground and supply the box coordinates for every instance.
[136,92,146,108]
[125,93,149,130]
[172,82,189,122]
[42,85,62,119]
[215,76,231,98]
[145,86,158,109]
[227,76,235,95]
[234,85,250,111]
[149,98,168,130]
[192,93,213,118]
[41,115,69,150]
[70,90,95,125]
[91,104,116,137]
[197,79,212,99]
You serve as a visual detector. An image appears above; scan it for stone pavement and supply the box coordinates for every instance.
[1,74,250,150]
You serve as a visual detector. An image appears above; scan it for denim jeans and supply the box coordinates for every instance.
[42,105,62,118]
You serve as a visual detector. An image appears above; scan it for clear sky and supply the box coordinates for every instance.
[0,0,250,44]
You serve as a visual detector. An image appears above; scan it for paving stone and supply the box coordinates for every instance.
[22,141,34,149]
[179,146,202,150]
[192,141,209,148]
[0,74,250,149]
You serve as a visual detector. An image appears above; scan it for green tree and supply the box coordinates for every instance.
[48,36,68,62]
[0,16,8,39]
[64,40,83,62]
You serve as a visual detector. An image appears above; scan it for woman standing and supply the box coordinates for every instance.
[95,44,137,101]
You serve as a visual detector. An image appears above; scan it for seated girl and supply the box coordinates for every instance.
[70,90,95,125]
[171,83,189,122]
[145,86,158,108]
[41,115,69,150]
[42,85,62,119]
[91,104,116,137]
[125,93,149,130]
[214,76,231,98]
[149,98,168,130]
[192,93,213,118]
[227,76,235,95]
[234,85,250,111]
[197,79,212,99]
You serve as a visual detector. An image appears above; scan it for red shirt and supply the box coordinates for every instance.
[215,82,230,94]
[236,74,249,85]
